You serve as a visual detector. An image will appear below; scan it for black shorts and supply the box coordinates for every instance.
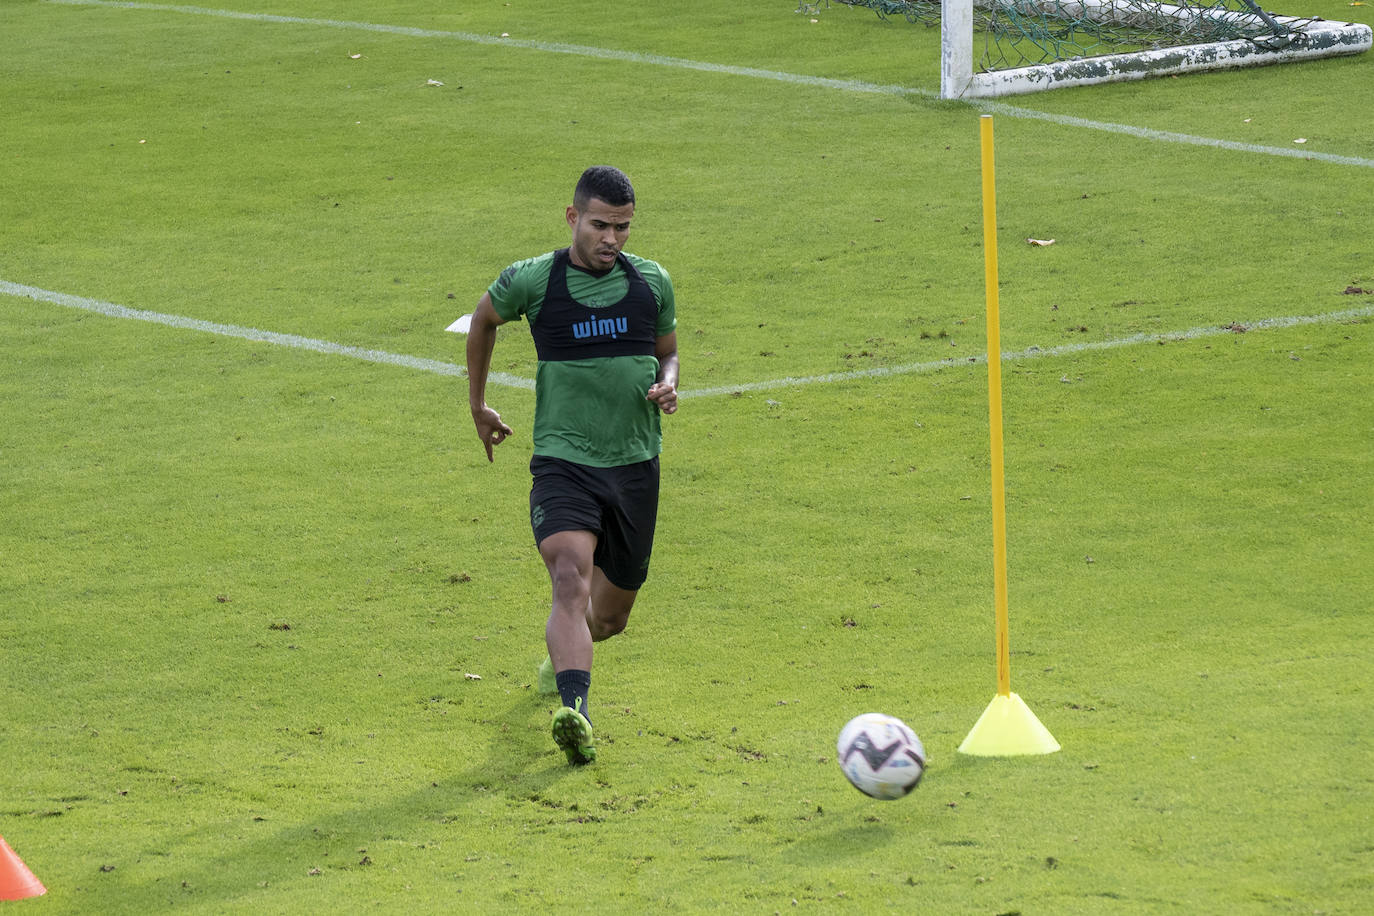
[529,455,660,591]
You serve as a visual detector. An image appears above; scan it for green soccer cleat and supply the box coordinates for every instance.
[536,655,558,696]
[551,699,596,766]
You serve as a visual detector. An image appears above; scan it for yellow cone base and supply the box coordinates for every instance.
[958,692,1061,757]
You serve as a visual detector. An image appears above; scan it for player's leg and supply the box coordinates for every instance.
[529,456,601,699]
[539,529,597,672]
[588,567,637,641]
[538,529,598,765]
[537,566,632,693]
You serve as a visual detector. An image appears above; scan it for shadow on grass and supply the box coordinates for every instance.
[113,689,574,909]
[780,820,897,866]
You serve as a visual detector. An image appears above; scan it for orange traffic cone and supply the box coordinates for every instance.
[0,835,47,900]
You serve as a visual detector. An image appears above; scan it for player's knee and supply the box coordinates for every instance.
[547,559,591,609]
[589,612,629,640]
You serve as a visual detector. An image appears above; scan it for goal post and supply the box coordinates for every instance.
[820,0,1372,98]
[942,0,1373,98]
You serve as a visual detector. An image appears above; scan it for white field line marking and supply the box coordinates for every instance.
[0,280,534,390]
[683,306,1374,398]
[6,279,1370,398]
[47,0,1374,169]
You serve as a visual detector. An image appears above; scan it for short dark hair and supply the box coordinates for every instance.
[573,165,635,210]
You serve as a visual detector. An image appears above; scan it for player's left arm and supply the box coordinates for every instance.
[647,331,679,415]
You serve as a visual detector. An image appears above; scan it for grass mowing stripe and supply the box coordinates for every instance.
[47,0,1374,170]
[45,0,919,93]
[8,278,1369,399]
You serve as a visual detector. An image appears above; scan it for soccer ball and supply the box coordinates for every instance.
[837,713,927,800]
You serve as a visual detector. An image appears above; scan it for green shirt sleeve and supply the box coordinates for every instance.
[487,253,554,323]
[650,264,677,337]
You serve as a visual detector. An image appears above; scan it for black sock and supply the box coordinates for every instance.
[554,669,591,723]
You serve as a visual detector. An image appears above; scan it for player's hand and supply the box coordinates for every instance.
[646,381,678,415]
[472,406,513,462]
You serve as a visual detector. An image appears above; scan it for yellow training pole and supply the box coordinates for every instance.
[981,114,1013,700]
[958,115,1060,757]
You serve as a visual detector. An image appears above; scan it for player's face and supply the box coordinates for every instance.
[566,198,633,271]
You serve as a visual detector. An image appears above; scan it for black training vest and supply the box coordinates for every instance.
[529,248,658,362]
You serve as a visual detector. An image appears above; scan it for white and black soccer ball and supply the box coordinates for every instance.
[837,713,927,800]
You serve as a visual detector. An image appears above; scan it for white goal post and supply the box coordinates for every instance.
[940,0,1373,98]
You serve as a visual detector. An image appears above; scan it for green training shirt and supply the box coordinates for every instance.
[487,250,676,467]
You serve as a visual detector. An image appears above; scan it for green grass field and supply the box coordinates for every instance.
[3,0,1373,912]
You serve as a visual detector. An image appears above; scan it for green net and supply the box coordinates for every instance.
[804,0,1318,71]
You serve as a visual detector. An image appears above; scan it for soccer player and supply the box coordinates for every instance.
[465,165,679,765]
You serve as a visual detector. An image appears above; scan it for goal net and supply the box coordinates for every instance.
[814,0,1371,97]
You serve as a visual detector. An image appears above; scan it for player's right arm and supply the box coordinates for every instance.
[466,292,513,462]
